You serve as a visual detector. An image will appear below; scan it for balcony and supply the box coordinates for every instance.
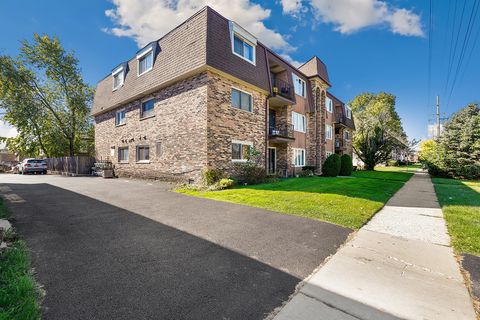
[269,124,295,143]
[335,139,346,151]
[270,78,295,108]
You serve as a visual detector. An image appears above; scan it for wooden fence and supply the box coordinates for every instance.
[45,156,96,176]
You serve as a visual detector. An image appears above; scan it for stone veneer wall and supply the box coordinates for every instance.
[94,73,209,182]
[206,72,267,174]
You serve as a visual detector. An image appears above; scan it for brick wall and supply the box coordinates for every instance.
[206,72,267,173]
[94,73,209,182]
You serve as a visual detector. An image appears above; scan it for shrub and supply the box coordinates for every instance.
[218,178,235,189]
[202,168,223,185]
[456,164,480,180]
[299,169,314,177]
[386,159,399,167]
[322,154,341,177]
[339,154,353,176]
[231,162,268,185]
[302,165,317,172]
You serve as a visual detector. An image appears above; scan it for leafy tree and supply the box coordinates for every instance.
[350,92,407,170]
[0,34,94,157]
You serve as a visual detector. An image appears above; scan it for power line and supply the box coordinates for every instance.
[446,0,480,107]
[443,0,467,101]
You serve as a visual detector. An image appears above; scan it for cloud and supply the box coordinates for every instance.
[280,54,303,68]
[302,0,424,36]
[280,0,303,15]
[104,0,294,53]
[0,120,17,149]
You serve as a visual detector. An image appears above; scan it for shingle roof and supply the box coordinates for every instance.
[298,56,330,85]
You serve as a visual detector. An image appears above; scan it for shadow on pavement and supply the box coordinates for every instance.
[2,182,406,320]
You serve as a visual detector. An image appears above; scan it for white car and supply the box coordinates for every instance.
[20,158,48,175]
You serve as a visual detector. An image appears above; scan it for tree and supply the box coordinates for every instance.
[350,92,407,170]
[438,104,480,178]
[0,34,94,157]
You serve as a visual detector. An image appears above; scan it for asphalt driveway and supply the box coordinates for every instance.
[0,174,351,320]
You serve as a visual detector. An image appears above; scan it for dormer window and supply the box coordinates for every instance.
[137,47,153,76]
[112,66,124,91]
[229,21,257,65]
[292,74,306,97]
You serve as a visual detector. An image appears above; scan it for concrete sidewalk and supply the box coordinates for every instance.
[272,172,477,320]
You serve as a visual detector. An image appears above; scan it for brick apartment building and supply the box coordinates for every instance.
[92,6,355,182]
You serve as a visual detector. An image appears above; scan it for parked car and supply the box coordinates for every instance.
[19,158,47,175]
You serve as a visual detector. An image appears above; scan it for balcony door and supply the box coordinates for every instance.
[268,147,276,174]
[269,109,276,129]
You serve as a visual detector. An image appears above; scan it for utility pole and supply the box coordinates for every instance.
[436,95,440,138]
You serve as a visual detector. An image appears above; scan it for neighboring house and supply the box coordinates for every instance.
[0,149,16,164]
[328,93,355,157]
[92,6,355,182]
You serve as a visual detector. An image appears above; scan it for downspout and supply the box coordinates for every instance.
[264,48,272,171]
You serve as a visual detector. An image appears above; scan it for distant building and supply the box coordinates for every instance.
[0,149,16,164]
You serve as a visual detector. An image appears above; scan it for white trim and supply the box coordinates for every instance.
[136,46,153,59]
[292,111,306,133]
[292,148,306,167]
[229,21,257,66]
[326,97,333,113]
[268,147,277,174]
[140,98,155,119]
[112,67,124,91]
[326,124,333,140]
[231,87,253,113]
[292,73,306,98]
[137,49,153,77]
[345,105,352,119]
[115,108,126,126]
[231,140,253,162]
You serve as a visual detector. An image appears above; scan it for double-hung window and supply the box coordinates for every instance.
[326,97,333,113]
[344,130,351,140]
[326,125,333,140]
[230,21,257,65]
[231,88,252,112]
[118,147,129,163]
[141,99,155,118]
[233,34,254,63]
[136,145,150,162]
[293,148,305,167]
[115,109,126,126]
[345,106,352,119]
[292,74,306,97]
[292,112,306,133]
[137,48,153,76]
[232,140,252,162]
[112,66,124,91]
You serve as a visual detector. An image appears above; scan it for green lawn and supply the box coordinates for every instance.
[0,199,40,320]
[178,170,412,229]
[432,178,480,256]
[374,164,422,173]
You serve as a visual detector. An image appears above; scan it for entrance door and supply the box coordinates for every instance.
[268,147,276,174]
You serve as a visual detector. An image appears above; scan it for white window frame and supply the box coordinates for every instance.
[293,148,306,167]
[231,87,253,112]
[345,105,352,119]
[326,125,333,140]
[292,73,306,98]
[137,47,153,76]
[118,147,129,163]
[229,21,257,66]
[231,140,253,163]
[115,109,126,126]
[292,111,306,133]
[112,66,124,91]
[326,97,333,113]
[136,145,150,163]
